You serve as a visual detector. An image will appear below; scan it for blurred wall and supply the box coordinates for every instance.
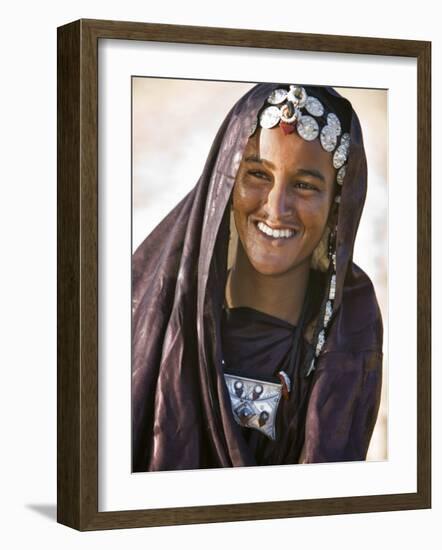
[132,78,388,461]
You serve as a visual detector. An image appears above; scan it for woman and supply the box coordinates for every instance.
[132,83,383,471]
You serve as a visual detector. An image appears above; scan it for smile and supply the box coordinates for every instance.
[256,221,296,239]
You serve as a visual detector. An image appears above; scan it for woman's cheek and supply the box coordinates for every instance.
[301,195,331,226]
[244,189,267,216]
[233,187,259,215]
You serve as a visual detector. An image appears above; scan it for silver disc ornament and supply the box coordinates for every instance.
[340,132,351,149]
[305,96,324,117]
[320,125,338,152]
[337,165,347,185]
[260,105,281,129]
[327,113,342,136]
[287,85,307,108]
[296,115,319,141]
[333,144,348,169]
[267,88,288,105]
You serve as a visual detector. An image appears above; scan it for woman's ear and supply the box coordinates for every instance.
[227,208,239,270]
[311,225,331,272]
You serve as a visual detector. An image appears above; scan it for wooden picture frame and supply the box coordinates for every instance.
[57,18,431,530]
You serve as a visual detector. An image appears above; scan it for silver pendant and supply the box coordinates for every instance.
[280,103,301,124]
[287,85,307,108]
[224,373,283,440]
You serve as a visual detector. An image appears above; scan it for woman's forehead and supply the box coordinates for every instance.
[244,127,335,172]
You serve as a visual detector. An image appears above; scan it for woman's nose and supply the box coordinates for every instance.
[265,182,293,222]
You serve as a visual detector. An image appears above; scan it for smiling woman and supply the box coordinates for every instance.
[132,82,383,471]
[232,129,335,280]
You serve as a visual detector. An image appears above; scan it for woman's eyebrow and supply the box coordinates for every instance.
[295,168,326,183]
[244,154,275,169]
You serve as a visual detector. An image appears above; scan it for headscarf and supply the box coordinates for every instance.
[132,83,383,471]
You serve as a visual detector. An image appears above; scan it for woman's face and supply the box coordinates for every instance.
[232,126,336,276]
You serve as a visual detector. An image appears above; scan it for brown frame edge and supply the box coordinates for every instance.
[57,18,431,531]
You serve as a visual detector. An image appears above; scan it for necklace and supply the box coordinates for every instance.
[222,288,310,441]
[223,367,291,440]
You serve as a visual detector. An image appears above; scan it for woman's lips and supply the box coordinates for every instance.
[255,220,297,239]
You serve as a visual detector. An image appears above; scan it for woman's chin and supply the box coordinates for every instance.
[247,251,311,277]
[249,258,296,277]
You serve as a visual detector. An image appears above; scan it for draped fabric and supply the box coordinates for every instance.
[132,83,383,472]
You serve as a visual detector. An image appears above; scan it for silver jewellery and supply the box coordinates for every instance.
[252,85,351,192]
[224,373,284,440]
[222,302,307,440]
[223,362,292,440]
[305,231,338,377]
[225,86,350,426]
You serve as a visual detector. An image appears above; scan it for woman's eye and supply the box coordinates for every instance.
[248,170,269,180]
[294,181,317,191]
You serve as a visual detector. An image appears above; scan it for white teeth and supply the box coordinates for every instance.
[257,222,294,239]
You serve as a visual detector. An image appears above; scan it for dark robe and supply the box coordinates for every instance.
[132,83,383,471]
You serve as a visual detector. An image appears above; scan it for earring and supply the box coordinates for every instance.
[305,225,337,377]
